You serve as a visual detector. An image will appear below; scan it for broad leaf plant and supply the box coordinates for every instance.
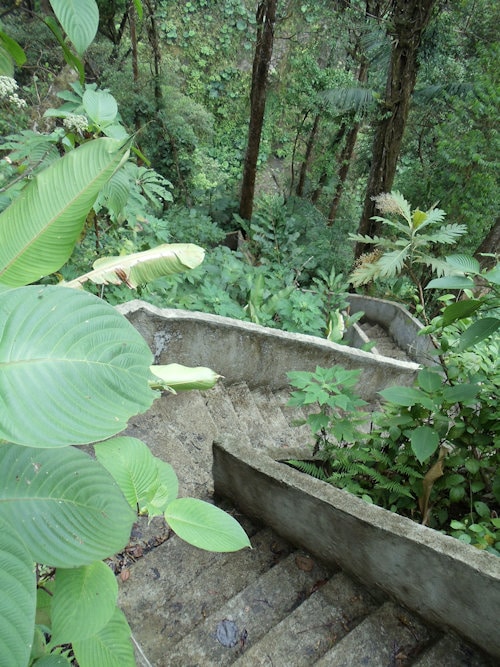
[0,3,249,666]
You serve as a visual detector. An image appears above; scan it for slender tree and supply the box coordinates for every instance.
[355,0,437,258]
[239,0,277,221]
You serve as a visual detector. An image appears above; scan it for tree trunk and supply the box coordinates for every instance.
[355,0,437,258]
[327,120,361,224]
[475,218,500,269]
[296,113,321,197]
[327,58,369,224]
[143,0,162,108]
[239,0,277,221]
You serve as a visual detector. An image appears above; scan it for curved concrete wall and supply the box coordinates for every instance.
[347,294,433,364]
[117,300,420,400]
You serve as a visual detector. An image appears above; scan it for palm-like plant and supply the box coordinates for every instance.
[349,191,467,317]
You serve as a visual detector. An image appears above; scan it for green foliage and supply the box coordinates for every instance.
[0,14,250,660]
[288,251,500,552]
[349,191,467,316]
[424,254,500,350]
[287,365,368,452]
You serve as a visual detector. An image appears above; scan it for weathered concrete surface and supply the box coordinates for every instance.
[213,436,500,658]
[117,301,420,399]
[116,300,497,665]
[347,294,433,364]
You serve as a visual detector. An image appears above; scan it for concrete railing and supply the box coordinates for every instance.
[117,300,420,400]
[118,300,500,659]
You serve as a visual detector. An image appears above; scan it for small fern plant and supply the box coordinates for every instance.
[348,191,467,319]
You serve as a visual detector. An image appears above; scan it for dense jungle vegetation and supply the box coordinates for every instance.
[0,4,499,663]
[1,0,498,336]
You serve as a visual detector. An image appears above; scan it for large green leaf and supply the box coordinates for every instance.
[64,243,205,289]
[49,0,99,55]
[83,89,118,127]
[425,276,475,290]
[165,498,251,552]
[410,426,440,464]
[0,286,155,446]
[43,16,85,82]
[442,383,480,403]
[0,444,135,567]
[32,656,72,666]
[0,519,36,667]
[441,299,482,326]
[50,562,118,644]
[72,608,135,667]
[379,386,427,407]
[0,31,26,66]
[0,45,13,76]
[146,459,179,515]
[95,437,164,511]
[457,317,500,351]
[95,437,179,515]
[0,137,129,287]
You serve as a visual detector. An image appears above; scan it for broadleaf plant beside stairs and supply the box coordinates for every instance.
[0,76,249,667]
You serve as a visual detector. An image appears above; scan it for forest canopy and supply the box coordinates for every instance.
[0,0,498,332]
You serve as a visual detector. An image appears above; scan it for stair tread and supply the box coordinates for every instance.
[314,600,433,666]
[204,383,252,445]
[232,571,379,666]
[120,526,295,665]
[226,382,276,448]
[164,551,333,666]
[412,634,496,667]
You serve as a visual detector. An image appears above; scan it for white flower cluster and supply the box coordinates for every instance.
[63,113,89,134]
[371,192,404,217]
[0,76,27,109]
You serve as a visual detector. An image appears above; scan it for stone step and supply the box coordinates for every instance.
[412,634,496,667]
[203,382,252,447]
[231,571,379,666]
[249,386,313,451]
[120,524,295,666]
[164,552,333,666]
[225,382,277,449]
[314,600,433,666]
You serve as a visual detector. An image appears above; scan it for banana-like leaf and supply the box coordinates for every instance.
[73,607,135,667]
[0,444,135,568]
[49,0,99,55]
[0,286,155,447]
[0,137,129,287]
[50,562,118,645]
[165,498,251,552]
[0,518,35,667]
[150,363,221,392]
[64,243,205,289]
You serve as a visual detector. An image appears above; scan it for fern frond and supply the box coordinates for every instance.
[376,247,410,279]
[418,255,461,277]
[321,86,375,115]
[286,459,329,481]
[350,260,382,287]
[422,224,467,245]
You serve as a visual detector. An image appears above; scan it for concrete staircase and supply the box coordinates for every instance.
[119,381,493,667]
